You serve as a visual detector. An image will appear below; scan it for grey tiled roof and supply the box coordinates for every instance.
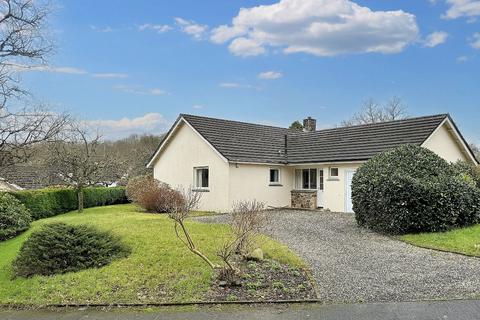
[155,113,462,165]
[181,114,288,164]
[0,165,61,189]
[286,114,448,163]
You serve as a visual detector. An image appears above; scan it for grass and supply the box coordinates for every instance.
[0,204,304,306]
[401,224,480,257]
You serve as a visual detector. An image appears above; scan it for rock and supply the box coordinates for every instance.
[247,248,264,261]
[218,281,228,287]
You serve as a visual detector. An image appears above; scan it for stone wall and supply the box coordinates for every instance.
[291,190,317,209]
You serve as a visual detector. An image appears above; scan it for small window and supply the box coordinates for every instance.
[270,168,280,184]
[330,167,339,178]
[194,167,209,189]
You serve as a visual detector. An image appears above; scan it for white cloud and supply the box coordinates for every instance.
[7,63,87,74]
[90,25,114,33]
[210,0,419,57]
[229,37,266,57]
[457,55,469,62]
[88,113,170,139]
[423,31,449,47]
[114,85,168,96]
[192,104,204,109]
[219,82,261,90]
[175,17,208,40]
[258,71,283,80]
[138,23,172,33]
[92,73,128,79]
[470,32,480,49]
[442,0,480,20]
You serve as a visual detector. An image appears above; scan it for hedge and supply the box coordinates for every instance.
[0,193,32,241]
[9,187,128,220]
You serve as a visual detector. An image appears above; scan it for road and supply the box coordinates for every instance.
[1,300,480,320]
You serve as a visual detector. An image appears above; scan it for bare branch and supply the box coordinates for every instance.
[341,96,408,127]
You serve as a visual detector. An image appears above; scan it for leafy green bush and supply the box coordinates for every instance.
[451,160,480,189]
[9,187,128,220]
[352,145,480,235]
[0,193,32,241]
[13,222,130,277]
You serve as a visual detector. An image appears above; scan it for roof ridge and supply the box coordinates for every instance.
[289,113,449,135]
[180,113,288,130]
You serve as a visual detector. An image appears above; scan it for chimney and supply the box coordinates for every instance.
[303,117,316,132]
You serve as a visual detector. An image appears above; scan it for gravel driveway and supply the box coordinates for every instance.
[196,210,480,303]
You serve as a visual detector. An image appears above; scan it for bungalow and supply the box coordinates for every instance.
[147,114,478,213]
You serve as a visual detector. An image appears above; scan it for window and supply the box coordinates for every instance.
[269,168,280,184]
[330,167,339,178]
[194,167,209,189]
[319,170,324,191]
[295,168,317,189]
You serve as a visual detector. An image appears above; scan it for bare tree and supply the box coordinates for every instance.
[0,0,68,167]
[0,106,69,167]
[101,134,163,178]
[168,187,219,269]
[0,0,52,105]
[230,200,266,256]
[43,121,123,212]
[470,143,480,160]
[341,96,408,127]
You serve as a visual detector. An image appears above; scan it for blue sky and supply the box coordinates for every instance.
[19,0,480,142]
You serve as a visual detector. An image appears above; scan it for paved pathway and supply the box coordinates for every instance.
[197,210,480,303]
[2,300,480,320]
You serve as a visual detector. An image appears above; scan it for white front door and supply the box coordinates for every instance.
[317,169,324,208]
[345,169,356,213]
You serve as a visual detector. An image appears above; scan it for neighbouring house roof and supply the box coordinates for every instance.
[0,165,63,190]
[148,113,478,166]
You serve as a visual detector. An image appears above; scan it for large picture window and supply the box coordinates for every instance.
[194,167,209,189]
[295,168,317,189]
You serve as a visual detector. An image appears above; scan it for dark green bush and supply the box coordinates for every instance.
[0,193,32,241]
[452,160,480,189]
[352,145,480,235]
[9,187,128,220]
[13,222,130,277]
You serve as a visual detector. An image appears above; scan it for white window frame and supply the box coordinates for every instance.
[269,168,281,186]
[295,168,317,190]
[193,166,209,190]
[329,167,339,180]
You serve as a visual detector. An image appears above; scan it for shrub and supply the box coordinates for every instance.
[0,193,32,241]
[13,222,130,277]
[9,187,128,220]
[352,145,480,235]
[126,176,184,213]
[451,160,480,189]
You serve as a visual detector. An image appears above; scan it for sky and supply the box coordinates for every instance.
[18,0,480,142]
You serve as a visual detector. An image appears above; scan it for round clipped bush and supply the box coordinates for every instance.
[0,193,32,241]
[13,222,130,277]
[352,144,480,235]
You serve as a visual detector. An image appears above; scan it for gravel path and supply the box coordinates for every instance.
[195,210,480,303]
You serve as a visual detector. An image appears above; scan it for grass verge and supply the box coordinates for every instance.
[0,204,304,306]
[401,224,480,257]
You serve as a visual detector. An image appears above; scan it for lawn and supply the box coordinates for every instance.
[401,224,480,257]
[0,204,304,306]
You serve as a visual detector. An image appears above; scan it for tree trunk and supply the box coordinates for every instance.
[77,187,84,213]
